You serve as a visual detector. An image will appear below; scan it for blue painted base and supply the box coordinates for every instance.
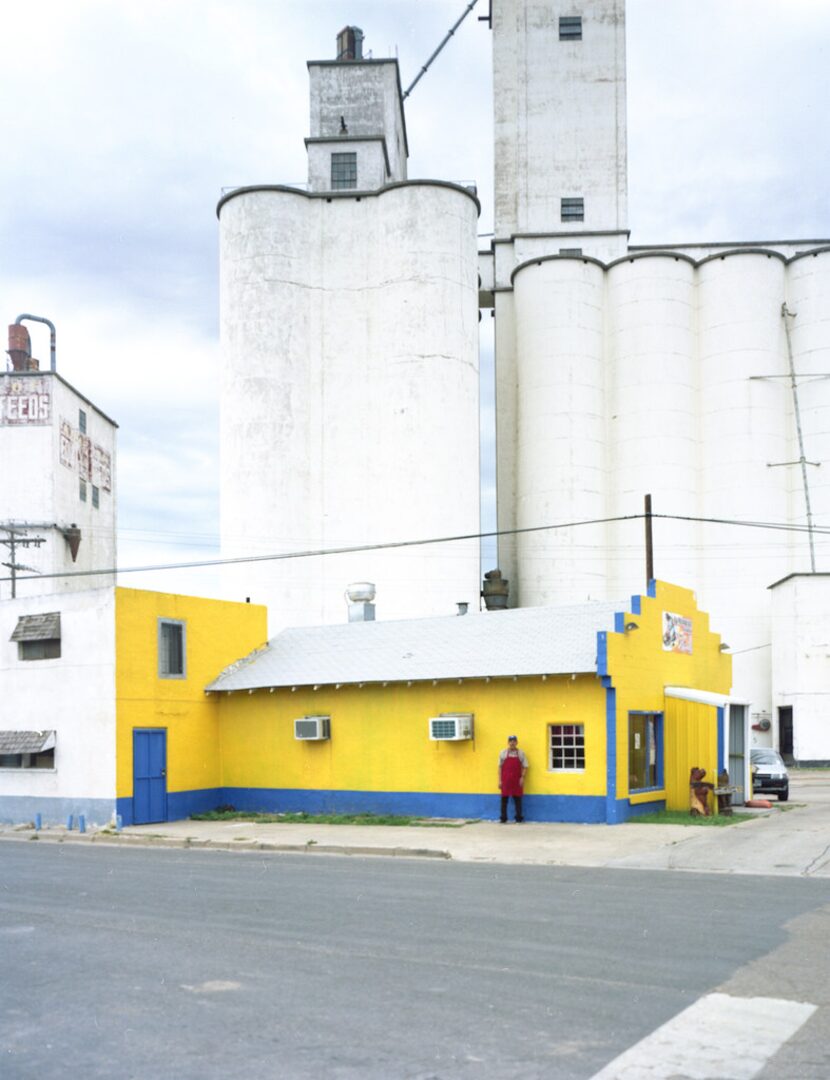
[117,788,221,827]
[2,789,668,829]
[0,795,116,828]
[221,788,613,824]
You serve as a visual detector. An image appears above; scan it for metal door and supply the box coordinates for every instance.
[728,704,747,804]
[133,729,167,824]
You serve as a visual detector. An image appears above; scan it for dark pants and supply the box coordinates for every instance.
[500,795,523,822]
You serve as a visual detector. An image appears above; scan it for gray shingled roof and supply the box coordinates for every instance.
[207,600,626,692]
[0,730,56,755]
[10,612,61,642]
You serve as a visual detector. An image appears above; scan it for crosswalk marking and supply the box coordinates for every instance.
[589,992,817,1080]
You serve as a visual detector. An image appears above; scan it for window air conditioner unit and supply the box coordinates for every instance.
[429,713,474,741]
[294,715,331,741]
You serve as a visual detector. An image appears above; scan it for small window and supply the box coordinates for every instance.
[158,619,186,678]
[559,247,583,256]
[19,639,61,661]
[550,724,585,771]
[559,15,582,40]
[629,712,662,792]
[80,479,87,502]
[0,730,56,768]
[561,197,584,222]
[331,152,357,190]
[92,484,100,509]
[79,409,87,434]
[11,612,61,661]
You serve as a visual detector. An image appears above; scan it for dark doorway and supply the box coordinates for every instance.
[778,706,794,761]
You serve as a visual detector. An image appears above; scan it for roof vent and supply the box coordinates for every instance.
[481,568,509,611]
[336,26,364,61]
[346,581,376,622]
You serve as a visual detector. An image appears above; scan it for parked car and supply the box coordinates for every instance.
[750,748,789,801]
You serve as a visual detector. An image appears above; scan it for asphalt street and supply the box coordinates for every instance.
[2,843,830,1080]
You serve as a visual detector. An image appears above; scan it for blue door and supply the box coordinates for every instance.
[133,729,167,824]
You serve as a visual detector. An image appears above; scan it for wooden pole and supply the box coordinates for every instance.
[644,493,654,585]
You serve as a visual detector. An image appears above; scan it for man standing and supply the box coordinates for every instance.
[498,735,528,823]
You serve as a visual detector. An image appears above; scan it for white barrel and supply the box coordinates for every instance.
[786,249,830,571]
[605,254,697,596]
[512,257,607,605]
[697,251,790,708]
[219,182,481,629]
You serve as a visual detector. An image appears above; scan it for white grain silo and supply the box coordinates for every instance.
[219,30,480,629]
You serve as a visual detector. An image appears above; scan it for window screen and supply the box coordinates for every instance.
[331,152,357,190]
[158,619,185,678]
[561,197,584,222]
[559,16,582,40]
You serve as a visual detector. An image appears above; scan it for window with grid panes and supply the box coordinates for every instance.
[549,724,585,771]
[331,152,357,189]
[561,197,584,222]
[559,16,582,40]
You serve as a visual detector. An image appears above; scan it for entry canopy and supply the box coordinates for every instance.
[10,612,61,642]
[0,730,56,755]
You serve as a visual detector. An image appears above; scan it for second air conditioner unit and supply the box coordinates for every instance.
[294,715,331,741]
[429,713,474,741]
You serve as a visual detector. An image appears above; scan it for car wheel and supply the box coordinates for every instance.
[779,789,788,803]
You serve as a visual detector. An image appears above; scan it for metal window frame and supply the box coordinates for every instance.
[158,618,186,679]
[92,484,100,509]
[331,151,358,190]
[561,197,585,222]
[559,15,583,40]
[80,478,87,502]
[628,710,664,793]
[79,408,87,434]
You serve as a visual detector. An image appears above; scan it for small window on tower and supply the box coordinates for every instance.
[79,409,87,434]
[561,197,584,222]
[559,16,582,40]
[79,479,87,502]
[331,152,357,190]
[92,485,100,509]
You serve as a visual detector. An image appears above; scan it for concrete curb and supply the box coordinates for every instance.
[0,829,451,860]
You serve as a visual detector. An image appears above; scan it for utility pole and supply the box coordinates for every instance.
[0,525,45,599]
[644,493,654,586]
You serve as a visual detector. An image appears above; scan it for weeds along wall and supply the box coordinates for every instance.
[114,588,267,821]
[218,674,609,822]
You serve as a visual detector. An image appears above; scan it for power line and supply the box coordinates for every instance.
[2,511,828,586]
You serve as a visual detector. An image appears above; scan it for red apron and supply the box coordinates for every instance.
[501,751,523,797]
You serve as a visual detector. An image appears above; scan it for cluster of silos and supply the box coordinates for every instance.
[218,180,481,629]
[502,246,830,708]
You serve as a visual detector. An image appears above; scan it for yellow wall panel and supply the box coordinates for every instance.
[115,588,267,797]
[664,698,718,812]
[219,674,608,797]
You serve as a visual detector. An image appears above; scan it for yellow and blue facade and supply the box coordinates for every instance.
[207,581,731,825]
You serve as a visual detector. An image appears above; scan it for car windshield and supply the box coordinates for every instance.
[752,750,784,766]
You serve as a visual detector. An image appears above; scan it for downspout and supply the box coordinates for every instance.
[781,303,816,572]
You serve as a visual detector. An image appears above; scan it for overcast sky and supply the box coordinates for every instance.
[1,0,828,596]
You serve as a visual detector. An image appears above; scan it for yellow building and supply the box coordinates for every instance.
[0,585,266,826]
[208,581,732,824]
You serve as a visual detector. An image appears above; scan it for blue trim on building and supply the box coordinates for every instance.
[0,795,116,827]
[603,681,619,823]
[630,593,642,616]
[717,706,725,774]
[614,611,625,633]
[647,580,657,598]
[117,788,222,827]
[220,787,611,824]
[597,631,608,677]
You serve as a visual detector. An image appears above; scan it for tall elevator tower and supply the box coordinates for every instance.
[219,29,481,630]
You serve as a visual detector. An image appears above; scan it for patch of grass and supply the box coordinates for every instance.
[190,809,465,827]
[628,810,755,827]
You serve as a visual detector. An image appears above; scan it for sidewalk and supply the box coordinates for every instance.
[4,774,828,877]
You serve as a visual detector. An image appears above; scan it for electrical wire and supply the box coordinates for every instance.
[2,511,828,585]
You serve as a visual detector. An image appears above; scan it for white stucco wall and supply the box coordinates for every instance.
[307,59,407,190]
[770,575,830,762]
[0,372,117,600]
[498,247,830,727]
[493,0,627,250]
[219,181,481,630]
[0,587,117,823]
